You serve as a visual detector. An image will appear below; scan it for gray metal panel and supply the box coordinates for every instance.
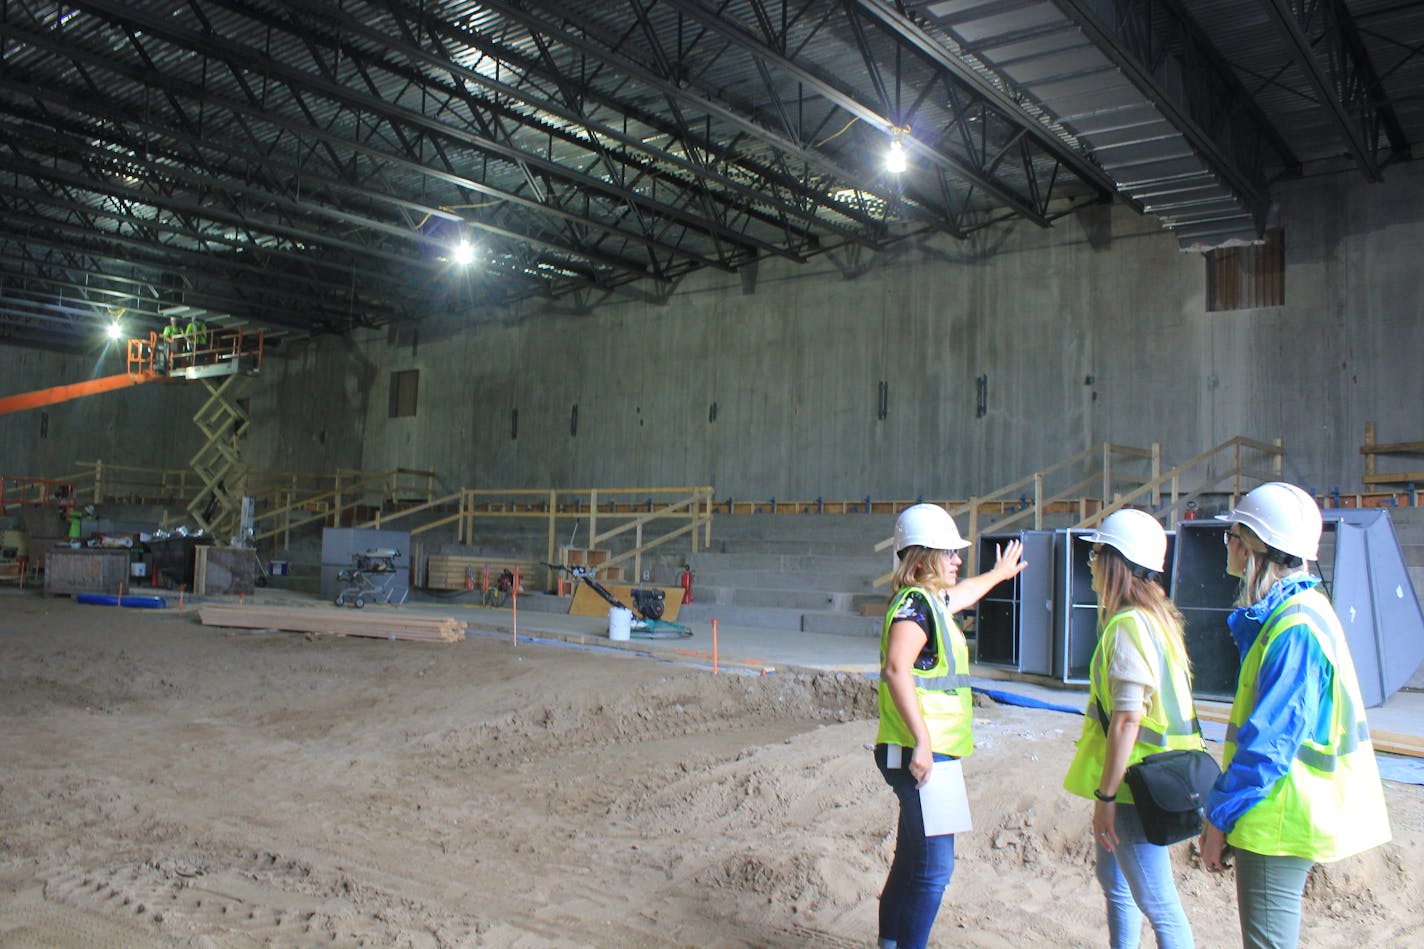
[1321,509,1424,708]
[319,528,412,603]
[1330,521,1382,708]
[1016,530,1057,676]
[1053,528,1097,683]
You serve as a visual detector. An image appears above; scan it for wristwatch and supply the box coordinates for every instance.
[1093,788,1117,802]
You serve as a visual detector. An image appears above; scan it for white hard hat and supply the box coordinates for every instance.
[894,503,970,554]
[1085,508,1166,573]
[1217,482,1321,561]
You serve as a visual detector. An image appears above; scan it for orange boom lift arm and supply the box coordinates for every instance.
[0,338,162,416]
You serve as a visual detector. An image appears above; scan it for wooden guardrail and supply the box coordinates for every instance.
[357,486,715,589]
[870,436,1284,586]
[252,468,437,547]
[1361,421,1424,487]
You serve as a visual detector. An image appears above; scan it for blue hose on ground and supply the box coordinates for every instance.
[970,686,1083,716]
[76,593,167,609]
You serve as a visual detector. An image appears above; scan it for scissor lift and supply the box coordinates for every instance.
[0,328,265,543]
[125,329,267,541]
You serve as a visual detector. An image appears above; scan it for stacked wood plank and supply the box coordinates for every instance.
[199,604,463,642]
[424,555,543,591]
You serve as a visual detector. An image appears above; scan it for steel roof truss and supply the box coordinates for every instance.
[1259,0,1404,179]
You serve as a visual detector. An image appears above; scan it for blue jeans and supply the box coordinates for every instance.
[1234,847,1311,949]
[875,744,956,949]
[1095,803,1194,949]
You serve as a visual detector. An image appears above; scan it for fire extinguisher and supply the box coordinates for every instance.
[678,566,694,605]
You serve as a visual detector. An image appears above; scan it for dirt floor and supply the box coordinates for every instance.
[2,591,1422,947]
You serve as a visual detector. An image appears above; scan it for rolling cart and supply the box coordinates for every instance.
[334,548,406,608]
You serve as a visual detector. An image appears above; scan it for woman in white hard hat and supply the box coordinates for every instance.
[875,503,1025,949]
[1200,482,1390,948]
[1063,508,1203,949]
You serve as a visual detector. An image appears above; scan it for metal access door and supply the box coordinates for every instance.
[1016,531,1057,676]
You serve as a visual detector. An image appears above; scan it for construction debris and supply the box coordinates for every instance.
[198,604,464,643]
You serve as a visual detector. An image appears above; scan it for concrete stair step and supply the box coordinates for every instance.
[690,551,887,573]
[676,602,883,638]
[704,538,884,556]
[689,567,881,591]
[697,584,883,612]
[677,603,805,630]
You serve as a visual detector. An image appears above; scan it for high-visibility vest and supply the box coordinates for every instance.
[1064,609,1204,804]
[875,585,974,758]
[1224,587,1391,861]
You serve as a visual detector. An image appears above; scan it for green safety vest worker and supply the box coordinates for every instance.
[1064,609,1204,803]
[162,319,181,341]
[1223,587,1391,861]
[876,585,974,757]
[184,318,208,345]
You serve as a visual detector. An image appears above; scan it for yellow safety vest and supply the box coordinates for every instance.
[1064,609,1203,804]
[1224,587,1391,861]
[876,586,974,758]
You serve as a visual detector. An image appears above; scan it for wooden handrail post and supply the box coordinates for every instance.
[1364,421,1377,481]
[1233,441,1242,500]
[704,489,713,548]
[93,459,103,504]
[634,522,643,585]
[1151,443,1161,506]
[333,471,344,528]
[547,489,557,575]
[590,489,599,548]
[1033,473,1044,529]
[967,499,980,575]
[1273,437,1283,478]
[1101,443,1110,505]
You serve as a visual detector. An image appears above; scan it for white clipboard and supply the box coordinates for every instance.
[919,758,972,836]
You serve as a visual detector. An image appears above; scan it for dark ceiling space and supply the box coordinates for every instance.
[0,0,1419,354]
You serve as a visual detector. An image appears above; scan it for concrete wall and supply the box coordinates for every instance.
[0,343,209,481]
[9,160,1421,503]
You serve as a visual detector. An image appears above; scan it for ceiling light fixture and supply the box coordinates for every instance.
[886,127,908,174]
[105,321,123,340]
[452,237,475,266]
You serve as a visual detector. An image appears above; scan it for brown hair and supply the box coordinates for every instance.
[1094,546,1190,675]
[892,545,957,594]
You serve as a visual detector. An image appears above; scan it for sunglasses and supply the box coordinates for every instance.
[1222,528,1243,547]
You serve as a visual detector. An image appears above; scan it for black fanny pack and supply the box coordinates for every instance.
[1123,748,1222,846]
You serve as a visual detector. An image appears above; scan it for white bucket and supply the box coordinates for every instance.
[608,606,633,641]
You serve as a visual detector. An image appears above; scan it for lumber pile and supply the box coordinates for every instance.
[424,555,544,591]
[198,604,464,643]
[1198,703,1424,760]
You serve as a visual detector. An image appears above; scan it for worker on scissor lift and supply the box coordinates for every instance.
[159,316,182,372]
[184,316,208,360]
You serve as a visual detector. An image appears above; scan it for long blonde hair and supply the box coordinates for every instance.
[1234,525,1312,607]
[892,545,956,594]
[1095,546,1190,674]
